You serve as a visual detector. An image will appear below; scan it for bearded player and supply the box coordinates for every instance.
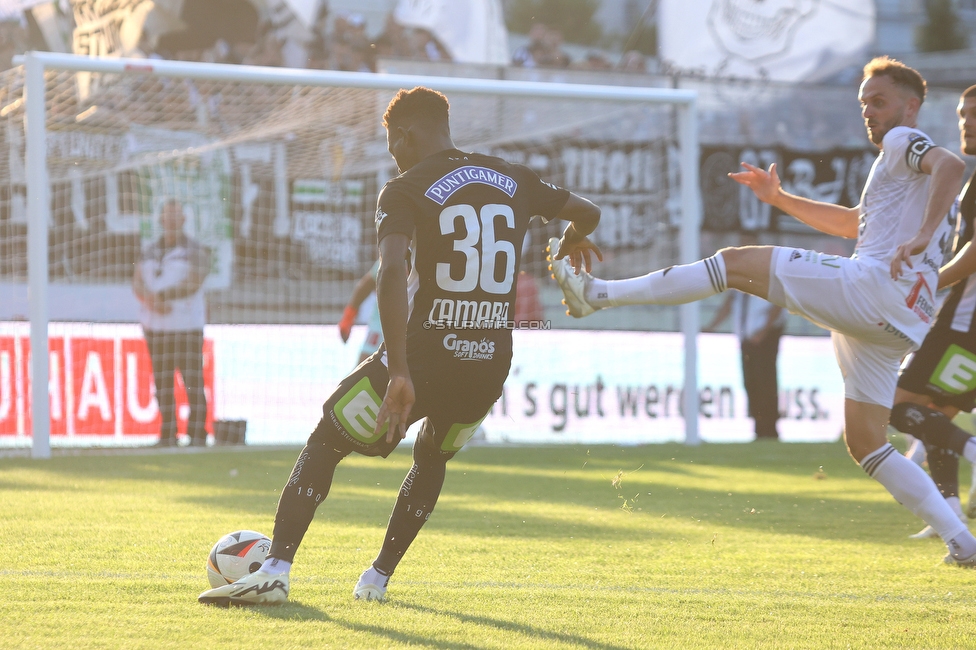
[550,57,976,565]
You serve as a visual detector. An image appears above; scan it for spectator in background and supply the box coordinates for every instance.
[0,17,28,71]
[618,50,647,74]
[512,23,570,68]
[578,52,612,71]
[705,231,785,440]
[132,200,212,447]
[306,3,331,69]
[512,23,548,68]
[332,12,375,72]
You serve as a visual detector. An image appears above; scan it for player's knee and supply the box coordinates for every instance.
[890,401,936,435]
[413,432,453,468]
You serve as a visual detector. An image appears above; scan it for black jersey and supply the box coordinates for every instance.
[375,149,569,385]
[932,173,976,335]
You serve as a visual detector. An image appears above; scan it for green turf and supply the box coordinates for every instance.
[1,439,974,649]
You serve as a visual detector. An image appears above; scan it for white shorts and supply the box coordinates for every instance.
[767,248,919,407]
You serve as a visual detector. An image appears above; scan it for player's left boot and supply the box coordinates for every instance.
[353,566,389,601]
[943,553,976,568]
[547,237,599,318]
[198,570,289,606]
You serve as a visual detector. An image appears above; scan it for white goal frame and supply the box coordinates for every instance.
[20,51,701,458]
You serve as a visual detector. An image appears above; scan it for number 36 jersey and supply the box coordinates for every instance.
[376,148,569,385]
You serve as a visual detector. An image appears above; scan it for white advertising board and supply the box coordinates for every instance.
[0,324,844,447]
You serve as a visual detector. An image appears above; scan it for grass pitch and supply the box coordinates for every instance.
[1,439,974,649]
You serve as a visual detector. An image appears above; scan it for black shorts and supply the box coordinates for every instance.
[308,350,504,458]
[898,325,976,411]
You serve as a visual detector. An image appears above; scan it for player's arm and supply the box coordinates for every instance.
[890,147,966,279]
[552,193,603,273]
[939,240,976,289]
[156,244,212,301]
[374,232,414,443]
[729,163,859,238]
[339,269,377,343]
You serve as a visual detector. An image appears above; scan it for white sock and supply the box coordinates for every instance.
[589,255,727,308]
[947,496,965,520]
[861,444,976,558]
[360,566,390,585]
[963,439,976,464]
[259,557,291,576]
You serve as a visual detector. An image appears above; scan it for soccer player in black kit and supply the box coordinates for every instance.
[198,86,602,605]
[887,85,976,549]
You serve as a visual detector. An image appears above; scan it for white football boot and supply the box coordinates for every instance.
[909,525,941,539]
[943,553,976,568]
[353,566,389,601]
[547,237,599,318]
[198,570,289,606]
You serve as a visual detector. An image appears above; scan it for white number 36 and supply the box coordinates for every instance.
[435,204,516,295]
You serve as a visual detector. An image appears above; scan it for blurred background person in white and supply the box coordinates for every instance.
[706,231,786,440]
[133,200,212,447]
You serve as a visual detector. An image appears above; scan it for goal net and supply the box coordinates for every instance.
[0,53,699,456]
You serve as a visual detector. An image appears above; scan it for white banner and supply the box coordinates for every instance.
[658,0,875,82]
[1,325,844,446]
[394,0,509,65]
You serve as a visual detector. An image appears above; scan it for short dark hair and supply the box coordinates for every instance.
[383,86,450,130]
[964,84,976,100]
[863,56,927,104]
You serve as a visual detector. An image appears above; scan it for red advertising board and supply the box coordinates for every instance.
[0,332,213,438]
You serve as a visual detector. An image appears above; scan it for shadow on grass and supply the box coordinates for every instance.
[395,601,631,650]
[246,600,487,649]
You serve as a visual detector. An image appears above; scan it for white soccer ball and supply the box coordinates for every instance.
[206,530,272,588]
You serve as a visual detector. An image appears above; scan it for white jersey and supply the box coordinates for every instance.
[138,237,208,332]
[855,125,956,329]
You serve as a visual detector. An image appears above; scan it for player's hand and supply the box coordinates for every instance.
[555,234,603,275]
[890,232,930,280]
[338,305,357,343]
[729,162,781,205]
[375,373,415,444]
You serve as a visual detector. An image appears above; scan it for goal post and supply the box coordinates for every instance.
[14,51,700,457]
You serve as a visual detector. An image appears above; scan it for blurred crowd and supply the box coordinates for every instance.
[0,6,647,75]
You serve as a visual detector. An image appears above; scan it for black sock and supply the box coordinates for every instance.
[373,441,449,576]
[890,403,972,456]
[926,443,960,499]
[268,443,349,562]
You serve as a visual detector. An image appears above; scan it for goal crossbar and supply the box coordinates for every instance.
[19,51,701,458]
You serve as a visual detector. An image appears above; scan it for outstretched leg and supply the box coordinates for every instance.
[549,242,775,317]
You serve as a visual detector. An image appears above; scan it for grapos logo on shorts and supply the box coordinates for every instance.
[443,333,495,361]
[931,344,976,394]
[333,377,388,444]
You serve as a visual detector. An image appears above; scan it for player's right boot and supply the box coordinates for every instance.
[547,237,599,318]
[353,566,389,601]
[198,570,289,606]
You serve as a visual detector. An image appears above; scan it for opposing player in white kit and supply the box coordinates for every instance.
[550,57,976,564]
